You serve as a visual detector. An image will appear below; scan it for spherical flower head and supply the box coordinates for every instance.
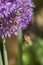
[0,0,34,38]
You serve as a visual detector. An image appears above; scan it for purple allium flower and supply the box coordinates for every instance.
[0,0,34,38]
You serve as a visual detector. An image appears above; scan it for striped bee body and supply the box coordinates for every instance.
[24,35,33,45]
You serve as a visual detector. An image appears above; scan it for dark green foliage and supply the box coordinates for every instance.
[22,37,43,65]
[33,0,43,14]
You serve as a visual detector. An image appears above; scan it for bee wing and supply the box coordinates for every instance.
[24,35,33,45]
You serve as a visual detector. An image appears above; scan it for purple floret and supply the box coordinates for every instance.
[0,0,34,38]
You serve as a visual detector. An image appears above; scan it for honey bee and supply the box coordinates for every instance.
[24,35,33,45]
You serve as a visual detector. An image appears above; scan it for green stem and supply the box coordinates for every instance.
[17,29,23,65]
[0,37,4,65]
[3,38,8,65]
[0,51,3,65]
